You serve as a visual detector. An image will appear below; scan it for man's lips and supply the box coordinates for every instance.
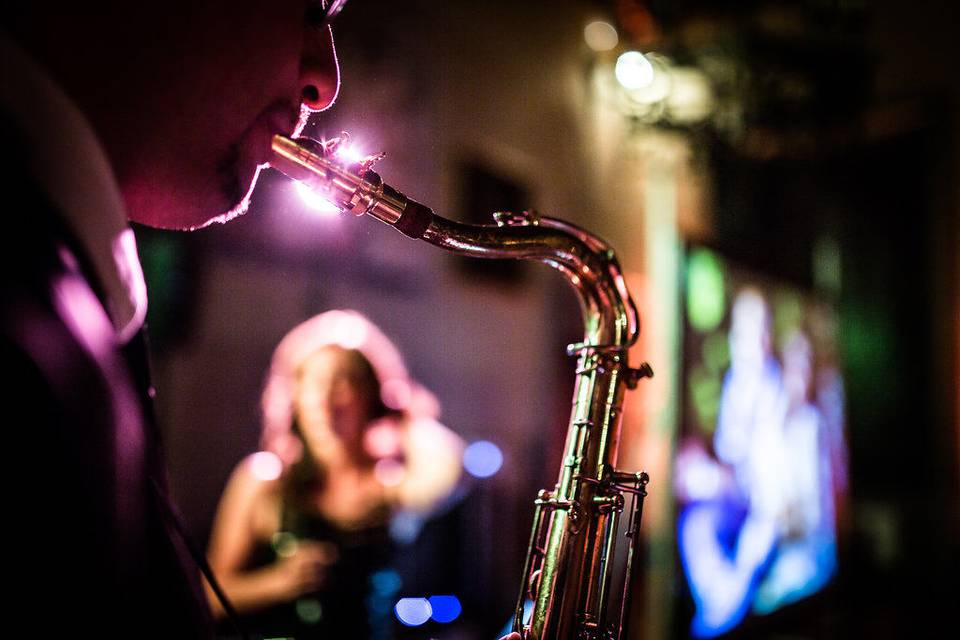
[247,101,301,167]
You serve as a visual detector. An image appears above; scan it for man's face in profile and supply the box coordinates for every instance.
[67,1,341,230]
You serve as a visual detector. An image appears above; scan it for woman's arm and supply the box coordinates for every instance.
[205,455,329,618]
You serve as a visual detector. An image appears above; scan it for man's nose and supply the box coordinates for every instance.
[300,25,340,111]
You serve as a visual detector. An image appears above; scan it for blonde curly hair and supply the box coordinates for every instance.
[259,309,440,466]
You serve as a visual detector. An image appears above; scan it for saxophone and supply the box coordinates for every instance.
[270,135,653,640]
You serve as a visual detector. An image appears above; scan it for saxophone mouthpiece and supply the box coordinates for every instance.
[270,134,435,239]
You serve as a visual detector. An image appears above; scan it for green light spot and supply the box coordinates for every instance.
[687,249,726,334]
[702,331,730,373]
[271,532,298,558]
[772,289,803,349]
[296,598,323,625]
[813,235,842,295]
[689,364,722,434]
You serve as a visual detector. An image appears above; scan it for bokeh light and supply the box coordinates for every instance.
[463,440,504,478]
[335,142,365,165]
[395,598,432,626]
[381,377,413,410]
[665,66,715,124]
[295,597,323,625]
[295,180,341,215]
[374,458,406,487]
[685,455,722,500]
[584,20,618,52]
[615,51,655,90]
[702,331,731,373]
[370,569,403,596]
[364,420,404,459]
[329,312,369,349]
[249,450,283,481]
[687,249,726,333]
[389,511,424,544]
[689,364,722,433]
[271,531,298,558]
[428,595,462,623]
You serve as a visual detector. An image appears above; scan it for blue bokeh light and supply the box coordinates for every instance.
[463,440,503,478]
[394,598,432,626]
[370,569,402,596]
[428,595,462,623]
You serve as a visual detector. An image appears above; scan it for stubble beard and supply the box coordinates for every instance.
[201,104,312,229]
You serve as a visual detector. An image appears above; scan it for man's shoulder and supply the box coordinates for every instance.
[0,112,77,278]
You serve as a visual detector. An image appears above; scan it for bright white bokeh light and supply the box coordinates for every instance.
[335,143,365,164]
[584,20,618,52]
[295,180,341,215]
[615,51,655,90]
[329,312,368,349]
[463,440,503,478]
[249,451,283,481]
[395,598,432,626]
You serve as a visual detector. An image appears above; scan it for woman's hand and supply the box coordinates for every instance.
[270,540,336,600]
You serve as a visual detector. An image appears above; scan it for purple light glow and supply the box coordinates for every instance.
[463,440,503,478]
[294,180,341,215]
[292,136,370,213]
[334,141,365,165]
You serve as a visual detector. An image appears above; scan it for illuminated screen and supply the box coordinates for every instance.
[675,247,848,638]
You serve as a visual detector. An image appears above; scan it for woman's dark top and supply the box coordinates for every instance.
[232,502,397,640]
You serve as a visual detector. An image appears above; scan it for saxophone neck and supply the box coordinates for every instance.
[270,133,639,349]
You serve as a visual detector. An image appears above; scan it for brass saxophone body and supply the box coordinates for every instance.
[270,135,652,640]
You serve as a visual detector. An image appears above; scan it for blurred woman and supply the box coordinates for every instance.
[206,310,463,638]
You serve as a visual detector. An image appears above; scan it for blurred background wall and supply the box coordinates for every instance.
[134,1,958,638]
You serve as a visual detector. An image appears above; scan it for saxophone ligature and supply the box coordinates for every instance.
[270,134,654,640]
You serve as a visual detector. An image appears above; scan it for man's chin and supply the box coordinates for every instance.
[123,144,270,230]
[193,163,267,229]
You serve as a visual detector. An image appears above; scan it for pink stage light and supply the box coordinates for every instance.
[294,180,341,216]
[374,458,406,487]
[334,140,365,165]
[293,137,371,214]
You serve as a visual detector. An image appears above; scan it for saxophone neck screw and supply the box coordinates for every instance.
[624,362,654,389]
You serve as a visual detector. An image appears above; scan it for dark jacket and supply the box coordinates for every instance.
[1,115,213,637]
